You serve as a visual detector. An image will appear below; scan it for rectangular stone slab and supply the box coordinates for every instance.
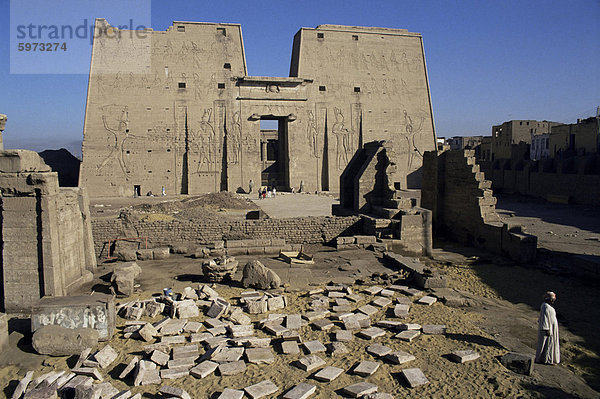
[296,354,326,372]
[450,350,480,363]
[218,360,246,376]
[357,327,386,340]
[190,360,219,378]
[283,382,316,399]
[31,294,115,341]
[366,344,392,357]
[395,330,420,342]
[217,388,245,399]
[342,382,378,398]
[353,360,380,376]
[302,340,326,354]
[245,347,275,364]
[385,350,415,364]
[244,379,279,399]
[281,341,300,354]
[402,368,429,388]
[314,366,344,382]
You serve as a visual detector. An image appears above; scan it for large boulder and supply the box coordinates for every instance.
[500,352,535,375]
[241,260,281,290]
[111,262,142,296]
[32,325,98,356]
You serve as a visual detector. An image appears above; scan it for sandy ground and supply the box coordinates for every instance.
[1,193,599,398]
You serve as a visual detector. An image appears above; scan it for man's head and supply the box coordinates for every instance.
[543,291,556,304]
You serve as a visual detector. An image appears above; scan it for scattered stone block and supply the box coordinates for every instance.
[153,247,171,260]
[311,319,334,331]
[229,308,252,325]
[111,391,133,399]
[242,260,281,289]
[399,323,421,330]
[141,369,162,385]
[136,249,154,261]
[353,360,380,376]
[218,388,245,399]
[96,382,119,398]
[364,286,383,295]
[283,382,316,399]
[281,330,302,342]
[119,356,139,379]
[211,346,245,363]
[72,367,103,381]
[176,300,199,318]
[371,297,392,308]
[327,342,349,355]
[393,304,410,318]
[160,319,187,335]
[296,354,326,372]
[111,262,142,296]
[246,298,268,314]
[395,330,420,342]
[379,289,395,297]
[401,368,429,388]
[366,344,392,357]
[358,327,386,340]
[342,382,378,398]
[358,305,378,317]
[417,296,437,306]
[61,375,93,391]
[286,314,302,330]
[264,323,288,337]
[303,340,326,354]
[342,316,361,330]
[267,296,286,311]
[150,350,170,366]
[205,318,226,328]
[356,313,371,328]
[244,380,279,399]
[218,360,246,376]
[281,341,300,354]
[229,324,255,338]
[161,336,186,345]
[499,352,534,375]
[332,305,352,313]
[160,368,189,380]
[32,325,99,356]
[245,347,275,364]
[190,360,219,378]
[302,310,330,322]
[159,385,191,399]
[31,294,115,341]
[376,320,403,330]
[335,330,354,342]
[422,324,446,335]
[23,386,58,399]
[11,370,34,399]
[202,257,238,282]
[172,344,199,360]
[124,306,143,321]
[396,297,412,305]
[137,323,158,342]
[94,345,118,369]
[314,366,344,382]
[206,298,230,318]
[183,321,203,333]
[449,349,480,363]
[385,350,415,364]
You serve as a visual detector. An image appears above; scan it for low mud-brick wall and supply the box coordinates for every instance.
[91,216,362,258]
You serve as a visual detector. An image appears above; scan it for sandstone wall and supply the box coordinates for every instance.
[0,150,96,312]
[91,216,362,257]
[422,149,537,263]
[80,21,436,197]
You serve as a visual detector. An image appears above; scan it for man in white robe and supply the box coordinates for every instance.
[535,291,560,364]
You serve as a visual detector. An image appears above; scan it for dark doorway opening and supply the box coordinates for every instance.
[134,185,141,197]
[260,117,289,189]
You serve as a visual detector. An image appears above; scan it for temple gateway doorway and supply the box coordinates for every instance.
[260,116,289,189]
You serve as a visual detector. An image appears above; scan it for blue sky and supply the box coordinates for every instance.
[0,0,598,158]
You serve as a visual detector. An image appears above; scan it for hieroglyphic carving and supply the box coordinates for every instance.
[195,108,217,173]
[332,107,353,170]
[97,104,134,176]
[402,109,427,169]
[307,109,319,158]
[227,111,242,164]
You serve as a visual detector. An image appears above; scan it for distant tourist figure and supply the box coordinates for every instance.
[161,186,166,196]
[262,188,267,199]
[299,180,304,193]
[249,179,254,194]
[272,187,276,197]
[535,291,560,364]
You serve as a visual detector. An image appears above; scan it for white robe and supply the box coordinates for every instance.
[535,302,560,364]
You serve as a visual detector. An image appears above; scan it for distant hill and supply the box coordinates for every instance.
[38,148,80,187]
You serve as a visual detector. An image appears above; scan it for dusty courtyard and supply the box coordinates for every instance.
[1,193,599,398]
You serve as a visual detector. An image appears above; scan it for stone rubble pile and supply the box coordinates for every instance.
[11,276,482,398]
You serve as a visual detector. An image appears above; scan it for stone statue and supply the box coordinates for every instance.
[0,114,7,132]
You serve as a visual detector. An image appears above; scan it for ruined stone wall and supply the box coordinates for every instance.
[80,21,436,197]
[91,215,362,257]
[422,149,537,262]
[0,150,96,312]
[479,156,600,205]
